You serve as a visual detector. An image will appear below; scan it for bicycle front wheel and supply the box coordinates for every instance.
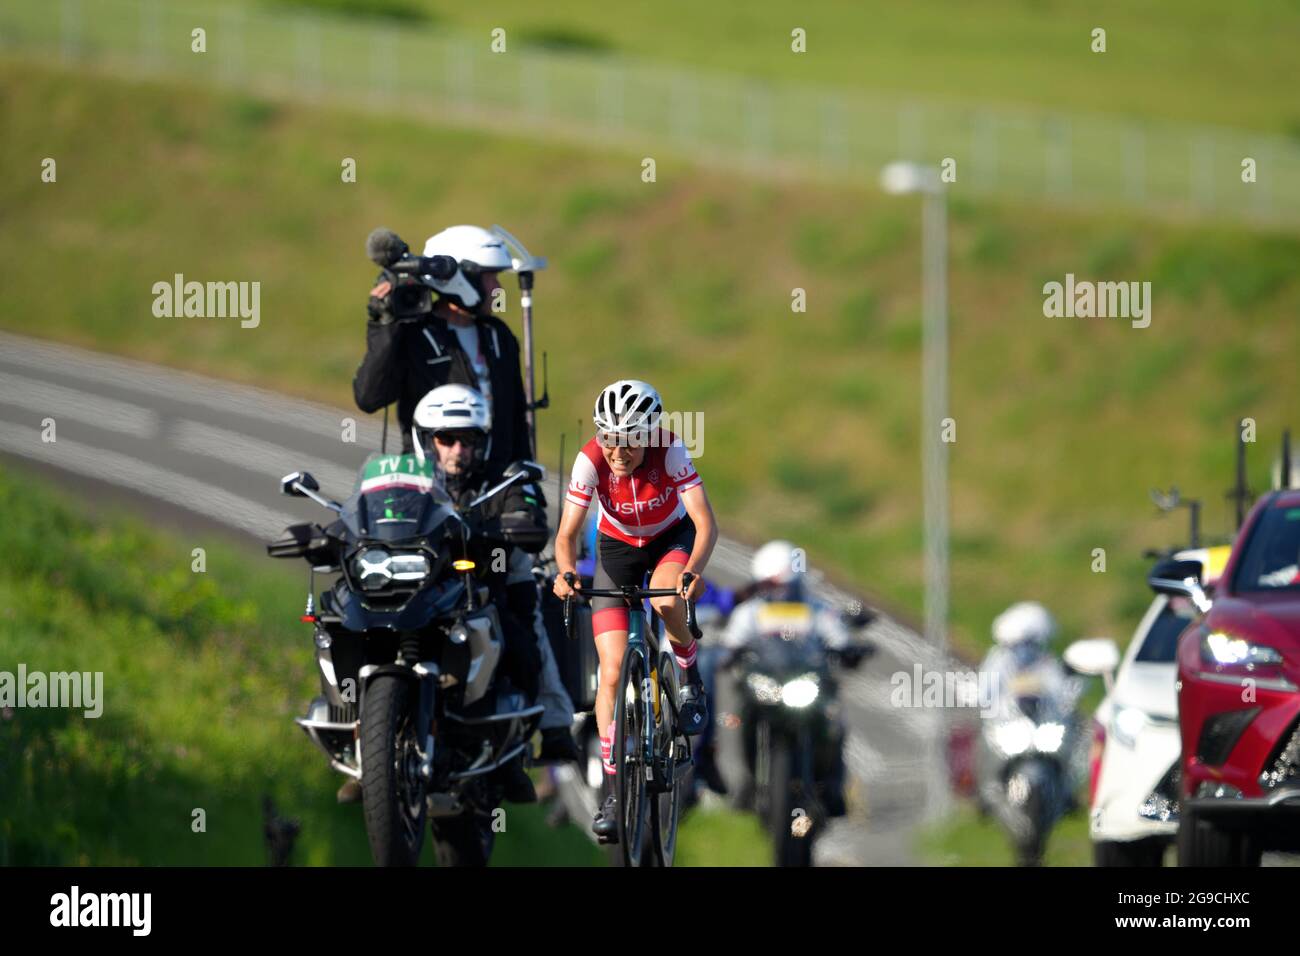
[613,644,652,866]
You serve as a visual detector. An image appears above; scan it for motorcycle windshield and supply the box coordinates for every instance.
[748,632,825,678]
[345,452,457,543]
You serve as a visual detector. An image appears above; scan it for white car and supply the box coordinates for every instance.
[1088,545,1230,866]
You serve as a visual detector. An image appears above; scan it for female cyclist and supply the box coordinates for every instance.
[552,379,718,841]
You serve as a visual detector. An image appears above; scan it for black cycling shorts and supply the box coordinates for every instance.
[591,518,695,635]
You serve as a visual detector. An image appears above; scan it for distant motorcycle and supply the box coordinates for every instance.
[269,452,547,866]
[726,603,866,867]
[975,668,1085,866]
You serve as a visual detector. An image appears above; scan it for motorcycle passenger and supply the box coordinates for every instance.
[551,380,719,842]
[353,224,531,482]
[414,385,581,763]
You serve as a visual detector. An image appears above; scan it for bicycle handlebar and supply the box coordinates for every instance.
[561,571,702,641]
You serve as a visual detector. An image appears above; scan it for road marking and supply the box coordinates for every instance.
[0,422,296,539]
[170,418,356,496]
[0,370,160,439]
[0,331,383,446]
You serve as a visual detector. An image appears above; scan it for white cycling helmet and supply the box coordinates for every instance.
[592,380,663,437]
[412,384,491,466]
[751,540,799,586]
[420,225,513,310]
[991,601,1057,648]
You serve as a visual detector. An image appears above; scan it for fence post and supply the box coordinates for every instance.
[295,17,321,100]
[60,0,81,63]
[220,4,244,89]
[1045,116,1071,199]
[972,111,996,195]
[1192,134,1216,213]
[898,102,922,161]
[1124,126,1146,204]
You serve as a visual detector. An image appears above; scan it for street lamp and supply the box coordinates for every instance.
[880,161,949,656]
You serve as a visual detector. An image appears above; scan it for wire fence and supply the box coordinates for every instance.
[3,0,1298,227]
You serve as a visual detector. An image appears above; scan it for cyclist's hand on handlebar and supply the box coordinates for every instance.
[678,570,704,602]
[553,570,580,599]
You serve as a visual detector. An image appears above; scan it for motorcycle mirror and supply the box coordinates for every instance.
[280,471,319,497]
[503,460,547,484]
[1063,638,1120,680]
[841,606,877,629]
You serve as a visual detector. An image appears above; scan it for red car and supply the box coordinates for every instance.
[1155,489,1300,865]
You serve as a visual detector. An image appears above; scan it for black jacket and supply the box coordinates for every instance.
[449,467,549,560]
[352,313,531,481]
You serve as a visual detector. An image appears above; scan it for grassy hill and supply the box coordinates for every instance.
[201,0,1300,132]
[2,56,1299,657]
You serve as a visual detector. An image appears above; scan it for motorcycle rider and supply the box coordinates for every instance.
[411,384,580,767]
[978,601,1073,720]
[975,601,1087,859]
[352,224,531,480]
[713,540,854,816]
[551,380,719,842]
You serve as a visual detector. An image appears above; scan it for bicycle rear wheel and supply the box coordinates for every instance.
[650,650,688,867]
[613,644,651,866]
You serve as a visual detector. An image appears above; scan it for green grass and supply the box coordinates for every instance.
[0,461,605,864]
[167,0,1300,133]
[3,61,1300,660]
[917,801,1095,867]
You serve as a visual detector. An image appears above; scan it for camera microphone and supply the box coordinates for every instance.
[366,227,458,280]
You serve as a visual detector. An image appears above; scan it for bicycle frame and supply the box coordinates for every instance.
[562,574,701,863]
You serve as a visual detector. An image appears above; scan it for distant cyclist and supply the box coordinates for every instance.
[552,380,718,841]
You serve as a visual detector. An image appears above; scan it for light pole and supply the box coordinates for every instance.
[881,162,949,657]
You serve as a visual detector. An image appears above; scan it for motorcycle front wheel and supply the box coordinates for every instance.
[360,675,428,867]
[431,811,494,867]
[769,738,814,867]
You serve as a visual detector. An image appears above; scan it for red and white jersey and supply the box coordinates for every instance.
[565,433,703,547]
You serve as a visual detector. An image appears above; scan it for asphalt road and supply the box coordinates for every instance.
[0,330,947,865]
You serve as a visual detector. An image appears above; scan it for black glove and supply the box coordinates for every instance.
[366,271,397,325]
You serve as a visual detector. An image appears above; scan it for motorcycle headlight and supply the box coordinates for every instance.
[746,672,784,704]
[1201,631,1283,668]
[352,549,430,591]
[1111,706,1148,749]
[1033,722,1067,754]
[781,675,820,709]
[992,719,1034,756]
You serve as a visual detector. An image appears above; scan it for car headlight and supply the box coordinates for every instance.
[746,672,784,704]
[1033,722,1067,753]
[1201,631,1283,667]
[992,719,1034,756]
[352,549,430,590]
[781,675,820,709]
[1112,706,1148,749]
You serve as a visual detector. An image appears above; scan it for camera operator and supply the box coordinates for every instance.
[353,225,531,482]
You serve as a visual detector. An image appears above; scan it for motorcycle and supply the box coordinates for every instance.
[724,602,865,867]
[268,451,547,866]
[975,667,1086,866]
